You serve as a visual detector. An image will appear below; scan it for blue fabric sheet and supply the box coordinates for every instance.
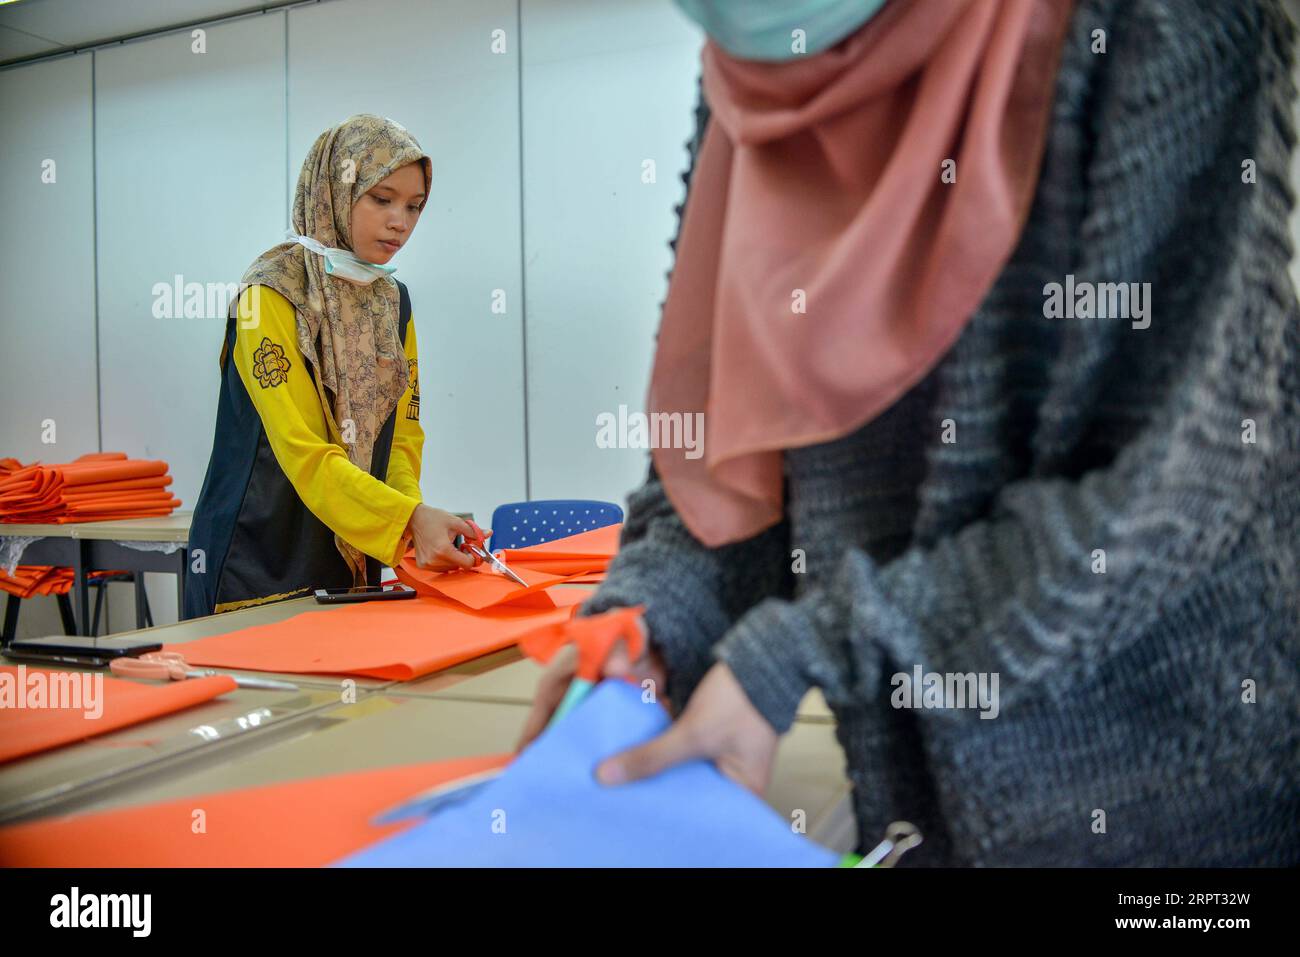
[338,680,839,867]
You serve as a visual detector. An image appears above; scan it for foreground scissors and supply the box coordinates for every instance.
[109,651,298,691]
[453,519,528,587]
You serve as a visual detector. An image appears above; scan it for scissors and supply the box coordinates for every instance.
[854,821,923,867]
[109,651,298,691]
[453,519,528,587]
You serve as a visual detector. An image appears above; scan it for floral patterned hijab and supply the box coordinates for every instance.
[237,114,432,578]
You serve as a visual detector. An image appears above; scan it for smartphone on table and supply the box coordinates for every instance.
[313,583,417,604]
[2,635,165,668]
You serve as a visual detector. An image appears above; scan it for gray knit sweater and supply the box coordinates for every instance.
[580,0,1300,866]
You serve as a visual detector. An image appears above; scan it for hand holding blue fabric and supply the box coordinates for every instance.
[597,661,778,797]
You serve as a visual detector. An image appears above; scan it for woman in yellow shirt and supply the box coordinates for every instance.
[186,114,482,617]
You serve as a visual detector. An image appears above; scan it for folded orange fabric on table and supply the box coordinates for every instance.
[393,523,624,610]
[165,589,588,680]
[453,523,622,585]
[57,475,173,495]
[394,557,592,611]
[0,754,510,866]
[498,523,622,564]
[0,667,237,765]
[0,452,181,524]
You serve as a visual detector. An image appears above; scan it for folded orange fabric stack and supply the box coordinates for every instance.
[0,566,127,599]
[0,452,181,524]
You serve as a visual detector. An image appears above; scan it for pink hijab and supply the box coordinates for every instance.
[649,0,1076,546]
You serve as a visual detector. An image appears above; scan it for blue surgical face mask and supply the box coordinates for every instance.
[674,0,887,62]
[288,232,397,285]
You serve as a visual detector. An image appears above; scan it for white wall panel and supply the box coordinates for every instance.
[0,54,97,462]
[520,0,703,512]
[95,14,287,505]
[290,0,524,525]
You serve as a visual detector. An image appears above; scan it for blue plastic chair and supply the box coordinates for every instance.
[488,500,624,551]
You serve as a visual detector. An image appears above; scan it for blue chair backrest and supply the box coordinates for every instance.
[488,500,624,550]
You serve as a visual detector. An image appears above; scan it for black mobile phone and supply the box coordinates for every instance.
[2,635,164,668]
[313,583,417,604]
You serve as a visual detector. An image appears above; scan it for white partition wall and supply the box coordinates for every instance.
[92,14,287,626]
[0,53,98,638]
[520,0,703,510]
[289,0,524,526]
[0,54,97,462]
[95,13,288,510]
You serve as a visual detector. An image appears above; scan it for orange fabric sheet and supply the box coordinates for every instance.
[499,522,621,562]
[394,559,589,610]
[481,524,621,588]
[0,452,181,524]
[488,523,621,581]
[164,589,588,680]
[57,474,173,495]
[0,565,74,598]
[502,557,610,575]
[0,754,510,866]
[0,667,237,765]
[392,524,622,609]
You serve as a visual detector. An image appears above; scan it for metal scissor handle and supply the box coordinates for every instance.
[856,821,923,868]
[452,519,489,558]
[454,521,528,586]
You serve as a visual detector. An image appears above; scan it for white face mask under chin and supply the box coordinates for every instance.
[287,232,398,285]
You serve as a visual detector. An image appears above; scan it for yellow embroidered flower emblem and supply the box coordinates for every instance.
[252,337,291,388]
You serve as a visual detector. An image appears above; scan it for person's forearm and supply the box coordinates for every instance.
[579,464,790,703]
[714,445,1262,734]
[276,435,420,565]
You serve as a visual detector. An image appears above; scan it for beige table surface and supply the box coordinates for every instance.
[2,578,854,853]
[387,581,835,722]
[0,680,351,825]
[0,595,395,823]
[109,594,398,693]
[394,649,836,724]
[1,511,192,542]
[51,695,853,850]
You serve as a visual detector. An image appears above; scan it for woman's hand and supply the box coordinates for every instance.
[516,619,668,751]
[595,662,778,797]
[406,504,486,572]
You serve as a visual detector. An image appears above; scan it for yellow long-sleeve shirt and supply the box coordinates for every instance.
[231,284,423,568]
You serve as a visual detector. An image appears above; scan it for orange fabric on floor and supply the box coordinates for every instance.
[0,566,128,598]
[164,589,589,680]
[0,667,237,765]
[0,754,510,866]
[0,452,181,524]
